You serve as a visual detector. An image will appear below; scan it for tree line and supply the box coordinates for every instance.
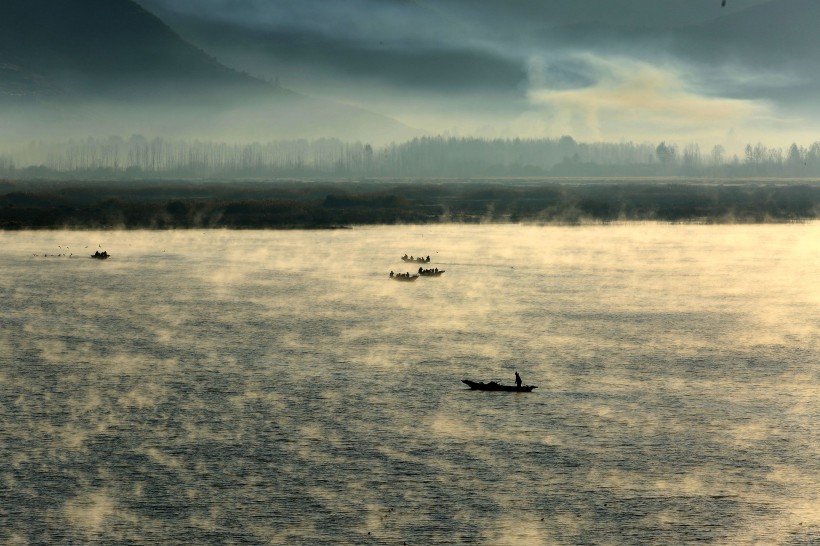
[3,179,819,230]
[4,136,820,179]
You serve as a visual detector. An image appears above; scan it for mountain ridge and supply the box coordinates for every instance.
[0,0,421,143]
[0,0,264,98]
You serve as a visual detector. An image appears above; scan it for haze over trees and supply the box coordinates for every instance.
[3,135,820,179]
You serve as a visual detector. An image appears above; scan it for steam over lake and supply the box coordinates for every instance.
[2,224,818,544]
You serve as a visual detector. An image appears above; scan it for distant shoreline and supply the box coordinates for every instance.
[3,178,819,229]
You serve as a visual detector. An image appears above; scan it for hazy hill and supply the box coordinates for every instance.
[0,0,261,99]
[0,0,420,143]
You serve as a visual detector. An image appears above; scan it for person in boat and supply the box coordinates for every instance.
[515,371,522,388]
[390,271,394,278]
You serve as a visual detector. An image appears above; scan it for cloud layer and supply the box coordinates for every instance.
[133,0,817,148]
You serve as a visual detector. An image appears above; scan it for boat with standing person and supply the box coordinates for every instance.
[461,379,537,392]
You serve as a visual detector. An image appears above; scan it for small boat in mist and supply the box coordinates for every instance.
[402,254,431,263]
[462,379,537,392]
[91,250,110,259]
[418,267,444,277]
[390,272,419,281]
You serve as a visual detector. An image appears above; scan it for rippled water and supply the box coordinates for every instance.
[1,224,818,545]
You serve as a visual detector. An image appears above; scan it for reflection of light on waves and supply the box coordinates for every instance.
[487,516,555,546]
[62,491,118,535]
[142,447,185,470]
[766,466,820,528]
[1,225,817,544]
[727,491,820,544]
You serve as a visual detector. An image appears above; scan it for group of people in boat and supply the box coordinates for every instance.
[402,254,431,263]
[391,253,438,279]
[92,250,109,259]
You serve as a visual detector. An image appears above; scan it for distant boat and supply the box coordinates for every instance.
[390,272,419,281]
[418,268,444,277]
[462,379,537,392]
[91,250,110,259]
[402,255,431,263]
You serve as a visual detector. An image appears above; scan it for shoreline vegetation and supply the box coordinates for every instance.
[2,178,819,230]
[3,136,820,228]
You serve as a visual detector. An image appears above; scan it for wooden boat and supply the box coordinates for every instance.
[91,251,110,259]
[418,269,444,277]
[462,379,537,392]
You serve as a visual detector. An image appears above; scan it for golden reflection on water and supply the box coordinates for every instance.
[0,224,818,544]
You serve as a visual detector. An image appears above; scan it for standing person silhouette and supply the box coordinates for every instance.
[515,371,522,388]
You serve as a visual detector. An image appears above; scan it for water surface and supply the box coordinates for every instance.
[1,224,818,544]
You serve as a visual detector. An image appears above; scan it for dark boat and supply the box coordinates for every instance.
[418,268,444,277]
[91,251,110,259]
[390,272,419,281]
[462,379,537,392]
[402,255,431,263]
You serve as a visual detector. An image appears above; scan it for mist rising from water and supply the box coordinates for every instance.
[1,224,818,544]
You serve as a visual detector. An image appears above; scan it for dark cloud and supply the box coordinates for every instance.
[149,17,527,93]
[143,0,772,35]
[132,0,820,144]
[141,0,467,45]
[138,0,782,98]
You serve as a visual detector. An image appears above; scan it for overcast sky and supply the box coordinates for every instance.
[138,0,816,151]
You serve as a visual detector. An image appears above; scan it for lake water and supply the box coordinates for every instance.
[1,224,818,545]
